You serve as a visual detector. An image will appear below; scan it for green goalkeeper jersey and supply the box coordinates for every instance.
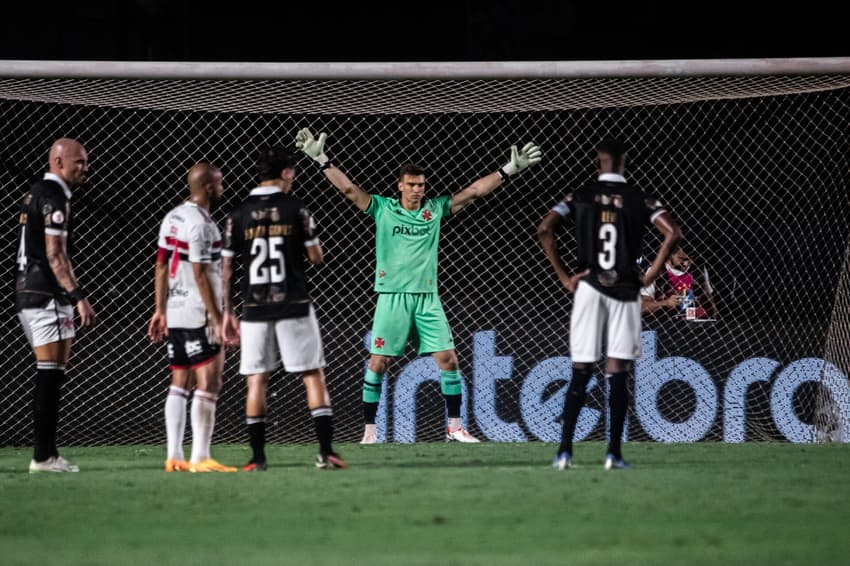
[364,194,453,293]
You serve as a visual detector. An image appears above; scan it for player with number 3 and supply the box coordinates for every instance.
[537,139,680,471]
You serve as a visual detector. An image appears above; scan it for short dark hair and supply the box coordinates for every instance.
[597,138,627,170]
[398,163,425,181]
[257,145,297,181]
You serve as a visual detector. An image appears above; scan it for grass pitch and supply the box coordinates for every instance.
[1,442,848,565]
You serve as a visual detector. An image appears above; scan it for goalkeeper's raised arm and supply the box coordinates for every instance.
[295,127,372,211]
[450,141,542,214]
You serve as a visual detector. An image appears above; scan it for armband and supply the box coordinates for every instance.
[552,201,570,217]
[68,287,87,302]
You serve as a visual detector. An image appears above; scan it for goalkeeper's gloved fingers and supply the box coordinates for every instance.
[294,127,311,149]
[524,143,542,166]
[501,142,543,176]
[501,145,520,176]
[316,132,328,152]
[295,127,329,165]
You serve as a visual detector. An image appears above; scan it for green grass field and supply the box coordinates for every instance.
[1,442,848,565]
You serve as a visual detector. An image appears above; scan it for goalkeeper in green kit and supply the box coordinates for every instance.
[295,127,542,443]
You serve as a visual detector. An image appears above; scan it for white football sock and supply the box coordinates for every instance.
[164,386,189,461]
[190,390,217,463]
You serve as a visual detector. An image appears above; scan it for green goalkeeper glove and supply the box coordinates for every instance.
[500,142,542,176]
[295,127,330,166]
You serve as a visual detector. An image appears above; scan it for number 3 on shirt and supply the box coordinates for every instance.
[250,236,286,284]
[598,224,617,270]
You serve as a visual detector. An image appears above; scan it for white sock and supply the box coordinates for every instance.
[164,386,189,460]
[448,417,462,431]
[190,391,217,463]
[363,423,377,435]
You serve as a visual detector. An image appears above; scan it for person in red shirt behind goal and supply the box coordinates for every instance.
[640,244,718,320]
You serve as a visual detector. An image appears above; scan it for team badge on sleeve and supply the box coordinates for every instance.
[300,208,317,235]
[644,197,663,210]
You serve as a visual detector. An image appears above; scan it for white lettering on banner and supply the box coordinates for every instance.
[364,329,850,443]
[636,332,717,442]
[519,355,599,442]
[770,358,850,443]
[723,358,778,442]
[473,331,525,441]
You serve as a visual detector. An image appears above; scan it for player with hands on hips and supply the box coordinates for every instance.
[538,138,680,471]
[296,126,541,444]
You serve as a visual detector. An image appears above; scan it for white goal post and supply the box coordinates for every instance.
[1,58,849,446]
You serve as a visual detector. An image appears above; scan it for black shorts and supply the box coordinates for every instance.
[166,327,220,370]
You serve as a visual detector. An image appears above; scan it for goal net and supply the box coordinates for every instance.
[1,59,848,446]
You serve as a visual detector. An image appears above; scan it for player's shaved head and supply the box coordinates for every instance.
[48,137,89,186]
[49,137,85,162]
[187,162,224,208]
[188,162,220,192]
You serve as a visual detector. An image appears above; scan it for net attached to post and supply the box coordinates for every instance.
[0,58,848,446]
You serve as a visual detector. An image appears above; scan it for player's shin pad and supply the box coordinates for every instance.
[440,370,462,396]
[362,369,383,403]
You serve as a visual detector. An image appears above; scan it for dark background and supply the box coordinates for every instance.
[0,1,846,62]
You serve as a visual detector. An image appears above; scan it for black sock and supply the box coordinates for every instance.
[607,372,629,460]
[558,367,593,456]
[247,417,266,463]
[444,394,462,419]
[312,406,334,456]
[363,402,379,425]
[33,365,64,462]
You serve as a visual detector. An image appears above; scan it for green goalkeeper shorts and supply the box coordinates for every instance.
[369,292,455,356]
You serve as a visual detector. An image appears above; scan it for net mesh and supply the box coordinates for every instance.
[1,63,848,446]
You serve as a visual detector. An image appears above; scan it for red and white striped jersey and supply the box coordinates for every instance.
[156,201,222,329]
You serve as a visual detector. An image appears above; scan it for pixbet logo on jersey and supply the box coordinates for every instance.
[392,225,431,237]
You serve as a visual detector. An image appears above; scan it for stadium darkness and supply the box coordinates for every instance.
[0,1,846,62]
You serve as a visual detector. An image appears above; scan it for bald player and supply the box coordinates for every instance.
[16,138,96,473]
[147,162,236,472]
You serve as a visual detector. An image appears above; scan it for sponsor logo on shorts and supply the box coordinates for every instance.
[184,339,202,357]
